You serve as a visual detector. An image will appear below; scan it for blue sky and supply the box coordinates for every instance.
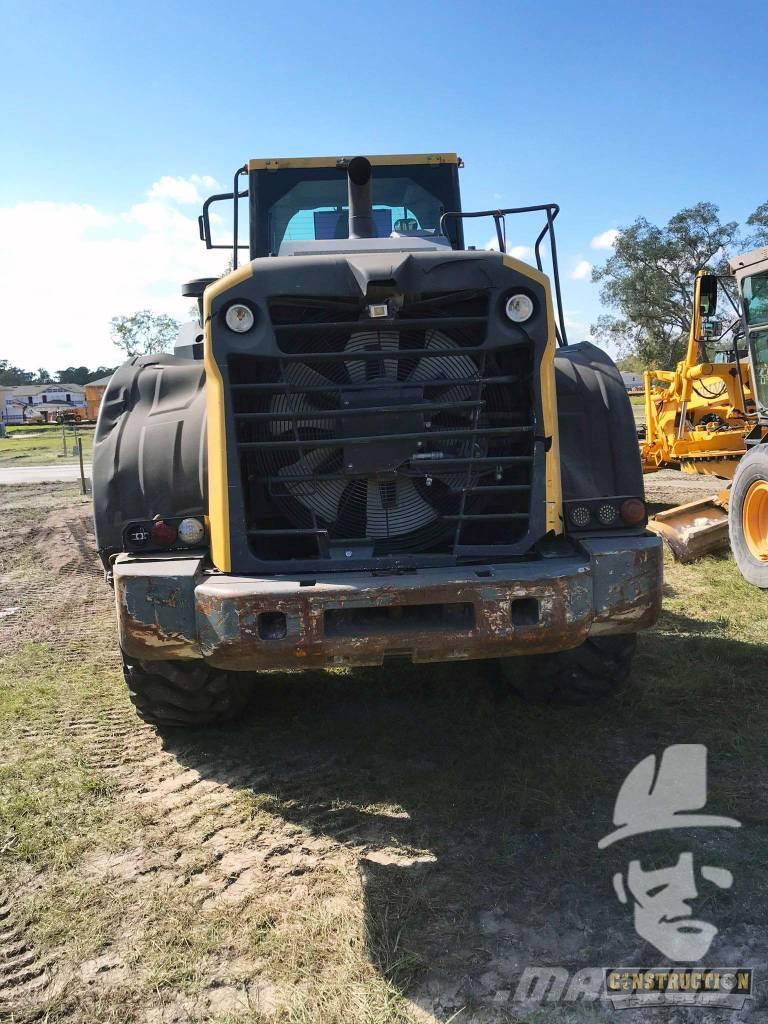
[3,0,767,368]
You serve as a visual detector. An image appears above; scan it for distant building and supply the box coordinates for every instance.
[620,372,644,392]
[0,383,86,425]
[85,374,114,420]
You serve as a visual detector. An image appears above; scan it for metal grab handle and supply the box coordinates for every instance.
[198,186,249,251]
[440,204,568,347]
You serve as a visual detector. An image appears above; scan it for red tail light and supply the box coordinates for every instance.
[150,519,178,545]
[620,498,646,525]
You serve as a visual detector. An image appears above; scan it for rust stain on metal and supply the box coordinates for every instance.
[199,573,595,671]
[119,610,199,659]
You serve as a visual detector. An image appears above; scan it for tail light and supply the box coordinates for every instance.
[565,497,646,532]
[620,498,647,525]
[123,516,207,553]
[150,520,178,546]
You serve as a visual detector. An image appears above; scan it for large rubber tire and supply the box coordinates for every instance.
[728,444,768,589]
[495,635,637,704]
[122,653,252,728]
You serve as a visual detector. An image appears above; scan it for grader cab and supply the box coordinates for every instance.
[92,154,662,726]
[726,247,768,588]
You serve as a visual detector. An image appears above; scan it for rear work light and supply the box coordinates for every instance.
[123,516,207,553]
[564,497,647,532]
[177,517,206,546]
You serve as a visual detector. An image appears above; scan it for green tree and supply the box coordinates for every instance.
[591,203,743,369]
[35,367,53,383]
[110,310,180,358]
[86,365,118,382]
[55,366,92,385]
[746,202,768,248]
[0,360,35,385]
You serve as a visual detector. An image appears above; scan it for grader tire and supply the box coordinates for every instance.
[729,445,768,590]
[122,653,252,728]
[496,635,637,704]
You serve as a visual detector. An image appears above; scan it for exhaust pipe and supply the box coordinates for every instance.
[347,156,376,239]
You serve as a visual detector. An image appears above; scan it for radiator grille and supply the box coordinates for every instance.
[229,291,535,562]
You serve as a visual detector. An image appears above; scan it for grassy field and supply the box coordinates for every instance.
[0,425,94,466]
[629,392,645,429]
[1,482,767,1023]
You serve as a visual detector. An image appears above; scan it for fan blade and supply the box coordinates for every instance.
[269,392,335,436]
[278,449,346,522]
[366,478,437,537]
[407,329,477,385]
[433,383,475,409]
[345,331,399,384]
[282,361,346,395]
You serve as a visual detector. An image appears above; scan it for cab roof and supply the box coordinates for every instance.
[247,153,461,171]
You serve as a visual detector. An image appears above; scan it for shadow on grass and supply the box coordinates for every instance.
[160,616,768,1013]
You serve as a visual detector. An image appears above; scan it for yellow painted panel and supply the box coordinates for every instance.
[203,264,254,571]
[502,254,562,533]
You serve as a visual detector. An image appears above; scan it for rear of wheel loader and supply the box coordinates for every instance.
[92,153,662,727]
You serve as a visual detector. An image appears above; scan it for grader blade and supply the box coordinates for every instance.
[647,496,730,562]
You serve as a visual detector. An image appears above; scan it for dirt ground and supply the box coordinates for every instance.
[1,478,767,1024]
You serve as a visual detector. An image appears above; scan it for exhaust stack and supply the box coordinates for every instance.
[347,157,376,239]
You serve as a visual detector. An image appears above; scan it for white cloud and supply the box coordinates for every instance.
[571,259,593,281]
[147,174,220,205]
[0,175,228,369]
[484,238,533,260]
[590,228,619,250]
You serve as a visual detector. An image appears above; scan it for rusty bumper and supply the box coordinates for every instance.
[113,535,662,670]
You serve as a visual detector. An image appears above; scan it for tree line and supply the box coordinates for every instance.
[0,361,119,387]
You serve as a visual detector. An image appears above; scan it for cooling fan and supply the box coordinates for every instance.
[261,329,484,545]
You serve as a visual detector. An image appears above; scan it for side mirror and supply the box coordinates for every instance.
[699,275,718,317]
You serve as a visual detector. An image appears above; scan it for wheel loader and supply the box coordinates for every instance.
[92,154,662,726]
[641,272,754,561]
[726,246,768,588]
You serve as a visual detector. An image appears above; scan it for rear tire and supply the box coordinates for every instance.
[495,635,637,704]
[728,444,768,589]
[121,653,252,727]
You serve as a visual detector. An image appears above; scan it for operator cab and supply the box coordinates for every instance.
[199,153,465,261]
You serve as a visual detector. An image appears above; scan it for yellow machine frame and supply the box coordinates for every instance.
[641,271,752,481]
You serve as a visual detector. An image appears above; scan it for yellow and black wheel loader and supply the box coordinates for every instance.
[92,154,662,727]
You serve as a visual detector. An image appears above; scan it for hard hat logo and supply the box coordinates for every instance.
[601,744,741,962]
[599,743,741,849]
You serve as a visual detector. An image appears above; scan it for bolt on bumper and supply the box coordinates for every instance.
[113,535,662,670]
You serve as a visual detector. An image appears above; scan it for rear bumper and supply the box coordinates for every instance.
[113,535,662,670]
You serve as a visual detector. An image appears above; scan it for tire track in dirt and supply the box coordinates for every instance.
[0,891,49,1012]
[0,498,126,1016]
[1,495,413,1017]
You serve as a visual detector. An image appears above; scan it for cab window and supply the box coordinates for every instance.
[743,271,768,326]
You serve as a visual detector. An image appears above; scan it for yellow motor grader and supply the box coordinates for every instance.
[640,272,754,560]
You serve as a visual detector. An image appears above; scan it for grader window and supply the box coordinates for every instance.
[744,271,768,326]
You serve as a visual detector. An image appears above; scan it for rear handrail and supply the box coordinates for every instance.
[440,204,568,347]
[198,178,249,255]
